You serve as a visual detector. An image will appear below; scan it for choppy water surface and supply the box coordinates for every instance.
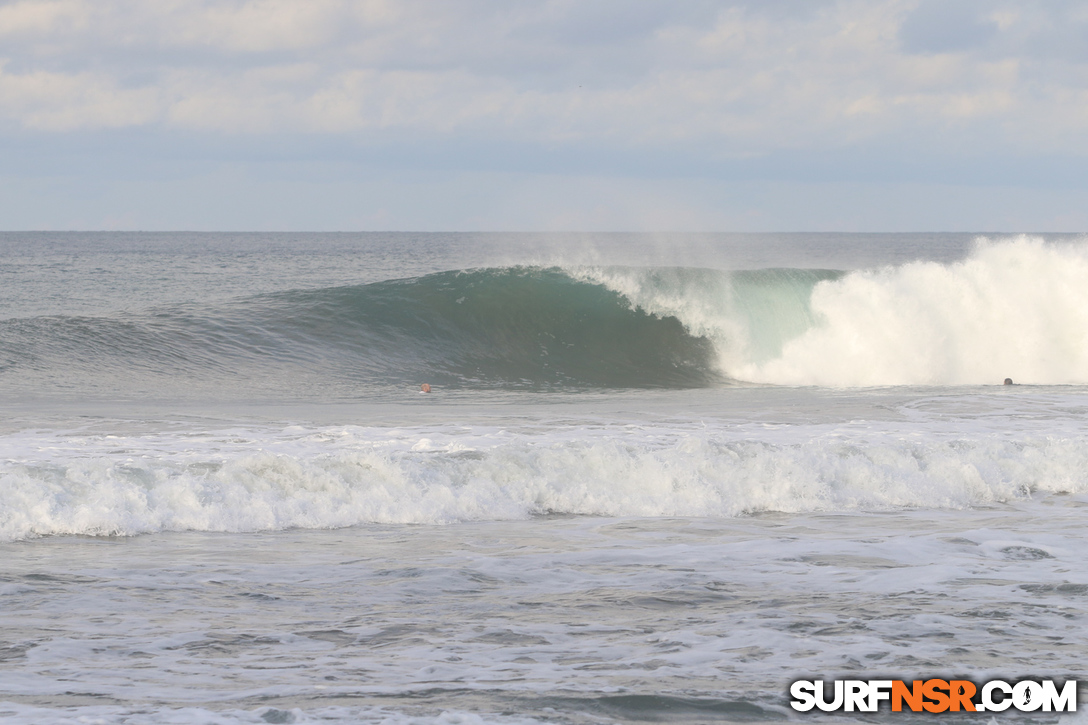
[1,232,1087,723]
[2,508,1086,724]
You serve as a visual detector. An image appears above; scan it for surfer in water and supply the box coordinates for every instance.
[420,383,431,393]
[1004,378,1013,385]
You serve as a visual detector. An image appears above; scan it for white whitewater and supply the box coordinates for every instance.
[584,236,1088,386]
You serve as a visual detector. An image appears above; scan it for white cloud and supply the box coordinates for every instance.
[0,63,158,130]
[0,0,88,36]
[161,0,370,53]
[1,0,1087,160]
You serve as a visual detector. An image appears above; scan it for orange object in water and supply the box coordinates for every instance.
[420,383,431,393]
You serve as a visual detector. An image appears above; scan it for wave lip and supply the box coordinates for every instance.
[573,265,838,374]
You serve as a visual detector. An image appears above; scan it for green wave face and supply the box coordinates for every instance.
[269,267,726,388]
[9,266,796,397]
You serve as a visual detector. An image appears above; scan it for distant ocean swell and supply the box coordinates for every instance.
[2,236,1087,392]
[1,424,1086,541]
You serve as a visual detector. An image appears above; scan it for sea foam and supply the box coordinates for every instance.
[2,419,1085,541]
[586,236,1088,386]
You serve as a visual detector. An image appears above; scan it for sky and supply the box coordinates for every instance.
[3,0,1088,231]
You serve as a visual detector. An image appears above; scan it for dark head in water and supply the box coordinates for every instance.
[1004,378,1013,385]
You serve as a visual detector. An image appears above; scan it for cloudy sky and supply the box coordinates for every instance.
[3,0,1088,230]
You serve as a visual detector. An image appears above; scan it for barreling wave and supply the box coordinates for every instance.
[0,267,726,395]
[3,236,1088,395]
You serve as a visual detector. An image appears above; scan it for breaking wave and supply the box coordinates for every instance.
[584,235,1088,386]
[2,236,1087,394]
[3,422,1085,541]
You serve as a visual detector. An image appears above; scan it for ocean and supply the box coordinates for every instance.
[1,232,1085,724]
